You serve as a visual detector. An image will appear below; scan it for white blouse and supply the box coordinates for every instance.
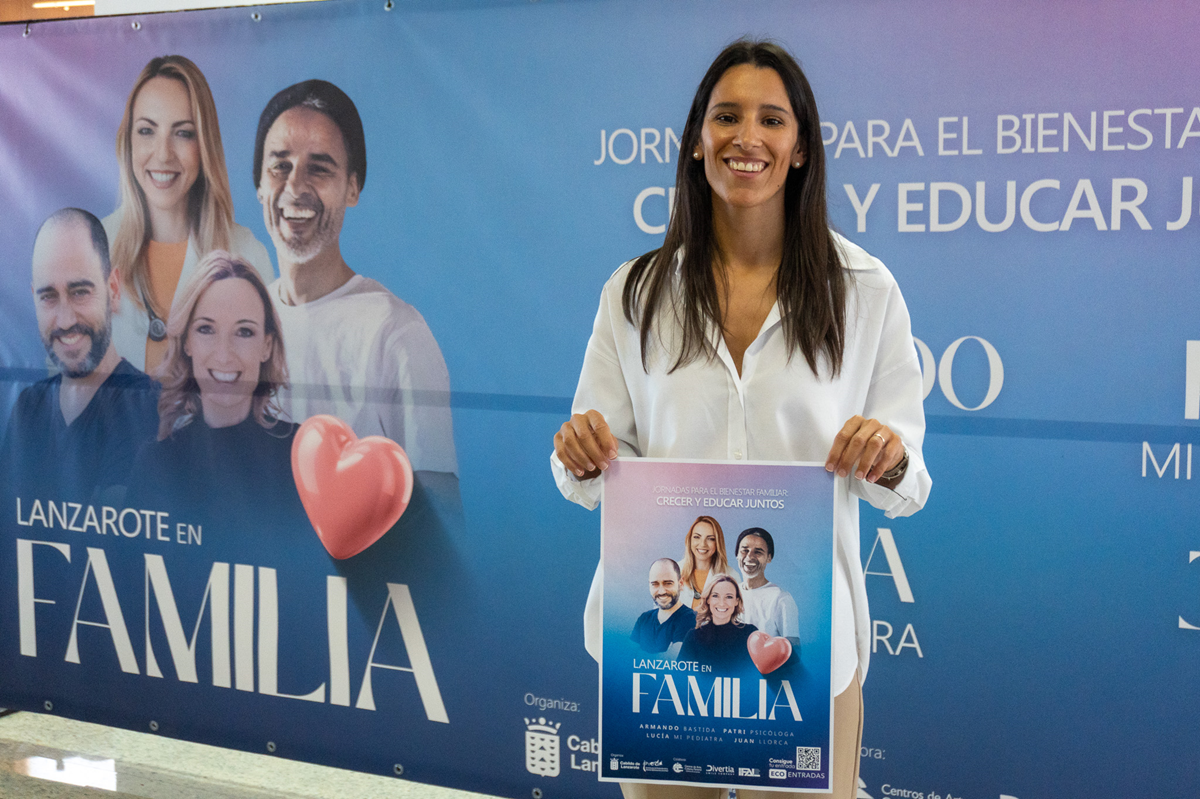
[552,233,931,693]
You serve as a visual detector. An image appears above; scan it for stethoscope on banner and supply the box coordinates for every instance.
[143,291,167,342]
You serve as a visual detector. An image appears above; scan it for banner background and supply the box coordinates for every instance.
[2,1,1199,797]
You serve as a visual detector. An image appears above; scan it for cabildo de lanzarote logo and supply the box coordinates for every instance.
[524,717,561,777]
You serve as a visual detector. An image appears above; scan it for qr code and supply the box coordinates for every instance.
[796,747,822,771]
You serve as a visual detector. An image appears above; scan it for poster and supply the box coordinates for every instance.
[600,459,835,792]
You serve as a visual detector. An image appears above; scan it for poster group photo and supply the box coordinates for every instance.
[600,459,836,792]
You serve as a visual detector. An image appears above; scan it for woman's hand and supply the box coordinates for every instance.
[825,415,905,485]
[555,410,619,479]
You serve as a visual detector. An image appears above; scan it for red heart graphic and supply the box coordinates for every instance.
[291,415,414,560]
[747,630,792,675]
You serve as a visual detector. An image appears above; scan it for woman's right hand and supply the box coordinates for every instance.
[554,409,618,479]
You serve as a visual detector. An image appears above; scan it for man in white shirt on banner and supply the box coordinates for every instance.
[253,79,456,475]
[736,527,800,647]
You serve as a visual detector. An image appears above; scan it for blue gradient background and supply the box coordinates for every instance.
[0,1,1198,797]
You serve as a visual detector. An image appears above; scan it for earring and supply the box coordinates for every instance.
[692,150,703,161]
[792,161,802,168]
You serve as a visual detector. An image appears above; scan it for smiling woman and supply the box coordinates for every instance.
[105,55,273,376]
[679,515,732,610]
[676,575,757,673]
[125,250,303,531]
[155,250,286,438]
[551,38,931,799]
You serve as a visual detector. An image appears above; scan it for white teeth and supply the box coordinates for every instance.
[149,171,176,182]
[729,161,765,173]
[210,370,240,383]
[282,208,316,220]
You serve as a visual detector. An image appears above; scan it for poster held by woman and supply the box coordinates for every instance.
[599,458,835,792]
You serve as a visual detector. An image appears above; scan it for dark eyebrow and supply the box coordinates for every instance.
[267,149,291,160]
[170,120,195,129]
[710,101,793,116]
[36,278,94,297]
[309,153,338,167]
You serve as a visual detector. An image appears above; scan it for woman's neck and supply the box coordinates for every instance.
[200,396,252,429]
[146,205,191,245]
[712,198,785,273]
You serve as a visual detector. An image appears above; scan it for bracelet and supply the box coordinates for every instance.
[880,449,909,481]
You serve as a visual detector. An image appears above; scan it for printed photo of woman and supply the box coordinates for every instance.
[105,55,272,375]
[127,251,300,527]
[677,574,758,673]
[679,515,732,610]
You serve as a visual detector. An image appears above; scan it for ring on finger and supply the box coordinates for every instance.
[871,433,886,446]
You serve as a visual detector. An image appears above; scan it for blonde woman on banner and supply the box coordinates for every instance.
[105,55,272,375]
[552,39,931,799]
[126,250,300,527]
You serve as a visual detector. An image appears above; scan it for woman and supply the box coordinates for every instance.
[127,251,299,526]
[106,55,272,375]
[677,575,757,673]
[678,515,731,610]
[552,40,931,799]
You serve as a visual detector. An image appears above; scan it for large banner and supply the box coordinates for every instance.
[2,2,1200,798]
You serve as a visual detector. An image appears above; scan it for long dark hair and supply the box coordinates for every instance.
[621,39,847,376]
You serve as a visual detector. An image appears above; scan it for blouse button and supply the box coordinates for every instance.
[734,450,744,460]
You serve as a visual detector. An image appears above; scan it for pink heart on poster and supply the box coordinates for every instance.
[291,415,414,560]
[747,630,792,675]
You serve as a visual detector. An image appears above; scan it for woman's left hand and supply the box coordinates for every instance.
[825,415,904,483]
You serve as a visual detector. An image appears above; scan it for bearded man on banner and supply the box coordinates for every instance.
[0,208,159,504]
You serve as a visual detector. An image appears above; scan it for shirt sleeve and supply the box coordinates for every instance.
[630,614,646,647]
[851,276,932,518]
[780,592,800,639]
[376,315,459,475]
[550,271,641,511]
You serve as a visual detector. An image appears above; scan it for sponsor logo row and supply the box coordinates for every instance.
[604,748,823,781]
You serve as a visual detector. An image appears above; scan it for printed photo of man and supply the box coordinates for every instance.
[630,558,696,656]
[736,527,800,648]
[0,208,159,503]
[253,79,457,475]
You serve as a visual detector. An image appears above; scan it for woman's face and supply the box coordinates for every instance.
[699,64,802,217]
[130,76,201,225]
[184,278,272,415]
[707,582,738,626]
[689,521,718,565]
